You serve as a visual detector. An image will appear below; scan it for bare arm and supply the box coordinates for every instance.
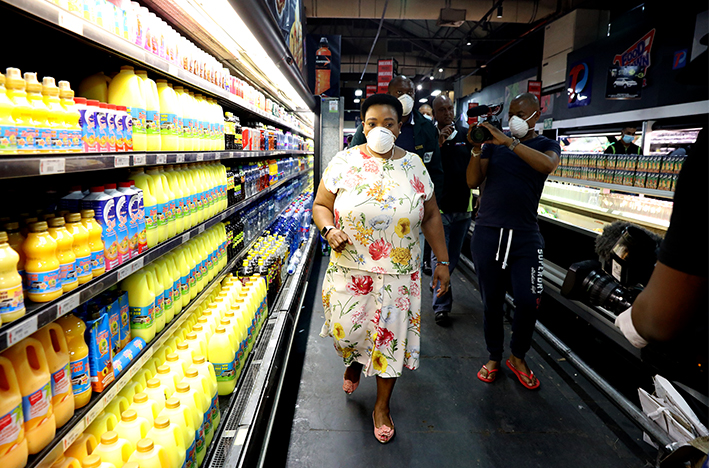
[312,180,351,252]
[466,144,489,189]
[421,194,450,297]
[478,121,559,175]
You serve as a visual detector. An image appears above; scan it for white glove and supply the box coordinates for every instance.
[615,307,649,349]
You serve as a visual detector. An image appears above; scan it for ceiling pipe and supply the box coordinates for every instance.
[359,0,390,83]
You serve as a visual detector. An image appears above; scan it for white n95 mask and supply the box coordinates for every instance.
[509,111,537,138]
[398,94,414,116]
[366,127,396,154]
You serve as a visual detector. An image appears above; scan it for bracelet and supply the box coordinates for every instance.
[437,261,450,266]
[471,148,481,157]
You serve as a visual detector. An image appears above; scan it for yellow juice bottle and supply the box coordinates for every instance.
[5,68,36,153]
[65,433,97,464]
[173,383,204,465]
[133,367,156,392]
[182,368,212,446]
[93,431,132,468]
[186,92,198,151]
[146,416,185,468]
[135,71,160,151]
[173,167,190,231]
[173,87,188,151]
[218,318,239,356]
[0,356,28,468]
[78,72,111,104]
[104,395,130,421]
[190,355,219,432]
[108,66,146,152]
[159,398,195,468]
[144,265,165,333]
[114,409,149,452]
[163,167,184,234]
[164,353,186,383]
[0,230,25,323]
[0,73,17,155]
[64,213,93,285]
[171,249,190,308]
[127,439,169,468]
[80,209,106,277]
[187,242,203,296]
[157,167,176,239]
[56,314,92,408]
[180,245,196,302]
[145,168,169,243]
[57,81,82,153]
[144,378,167,413]
[207,326,236,396]
[130,392,159,427]
[129,169,158,248]
[33,323,74,428]
[230,301,250,361]
[41,77,66,153]
[121,269,156,343]
[47,217,78,293]
[23,72,51,153]
[154,365,177,397]
[183,334,206,368]
[85,411,118,442]
[51,455,82,468]
[3,337,56,454]
[23,221,62,302]
[118,381,143,407]
[174,343,193,368]
[81,453,116,468]
[177,166,196,229]
[155,80,179,151]
[157,258,177,323]
[163,254,182,317]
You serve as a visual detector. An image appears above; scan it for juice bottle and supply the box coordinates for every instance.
[114,409,149,452]
[162,254,182,317]
[40,77,65,153]
[65,213,93,284]
[143,168,168,243]
[82,454,116,468]
[162,166,184,234]
[65,433,97,464]
[96,103,109,152]
[190,324,210,360]
[85,411,118,441]
[51,455,82,468]
[159,398,195,468]
[84,100,100,152]
[5,68,36,153]
[144,265,165,333]
[135,71,160,151]
[153,365,177,397]
[23,72,51,152]
[0,73,17,154]
[2,337,56,454]
[104,395,130,421]
[0,231,25,323]
[177,166,195,229]
[80,209,106,277]
[58,81,83,152]
[173,86,188,151]
[164,353,186,382]
[174,342,193,368]
[133,368,155,391]
[156,258,176,322]
[93,431,132,468]
[108,66,146,152]
[157,166,176,239]
[190,355,219,432]
[78,72,111,103]
[117,380,143,404]
[182,368,212,446]
[47,217,78,293]
[33,323,74,427]
[208,327,236,396]
[148,167,175,240]
[82,186,119,270]
[4,223,26,299]
[127,175,152,250]
[120,269,156,343]
[155,80,179,151]
[104,183,130,263]
[144,378,167,413]
[0,356,28,468]
[23,221,62,302]
[55,314,92,408]
[173,383,204,465]
[180,245,196,301]
[127,439,169,468]
[116,183,139,258]
[186,92,198,151]
[130,393,159,427]
[106,104,118,152]
[145,416,185,468]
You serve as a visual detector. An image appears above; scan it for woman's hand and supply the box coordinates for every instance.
[325,229,352,253]
[432,264,450,298]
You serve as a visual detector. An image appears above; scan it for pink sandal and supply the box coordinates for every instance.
[343,375,360,394]
[506,359,540,390]
[372,412,395,443]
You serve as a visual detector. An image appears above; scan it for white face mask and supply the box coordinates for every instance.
[366,127,396,154]
[423,114,433,121]
[509,111,537,138]
[398,94,414,116]
[447,129,458,141]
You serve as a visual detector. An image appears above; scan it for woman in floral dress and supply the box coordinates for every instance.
[313,94,450,443]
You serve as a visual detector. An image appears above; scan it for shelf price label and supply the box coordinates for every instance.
[114,155,130,167]
[176,154,185,163]
[133,154,146,166]
[58,11,84,36]
[181,233,190,243]
[196,153,204,161]
[116,258,142,282]
[198,224,205,234]
[63,424,85,451]
[156,154,167,164]
[40,158,65,175]
[58,294,80,317]
[6,315,38,347]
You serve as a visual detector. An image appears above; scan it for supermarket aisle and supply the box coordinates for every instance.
[266,254,647,468]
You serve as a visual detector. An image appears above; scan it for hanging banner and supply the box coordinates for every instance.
[567,60,592,108]
[611,28,656,88]
[527,80,542,104]
[306,34,341,97]
[268,0,305,71]
[366,85,377,98]
[377,59,395,94]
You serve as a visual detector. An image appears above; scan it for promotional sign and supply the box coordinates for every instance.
[268,0,305,71]
[366,85,376,98]
[306,34,341,97]
[673,50,688,70]
[567,60,592,108]
[606,65,642,100]
[527,80,542,103]
[377,59,396,94]
[611,29,656,87]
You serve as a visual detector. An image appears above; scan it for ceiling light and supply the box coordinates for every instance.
[416,84,422,90]
[354,89,363,97]
[353,98,360,103]
[438,68,443,73]
[419,98,428,103]
[481,63,487,68]
[429,75,434,80]
[431,89,442,96]
[466,40,472,46]
[497,5,503,18]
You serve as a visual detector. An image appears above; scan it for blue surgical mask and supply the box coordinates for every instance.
[622,135,634,144]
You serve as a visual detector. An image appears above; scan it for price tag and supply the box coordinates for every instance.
[133,154,146,166]
[182,233,190,243]
[176,154,185,163]
[6,315,38,347]
[131,257,144,273]
[40,158,65,175]
[83,403,103,427]
[168,64,179,76]
[117,264,133,282]
[156,154,167,164]
[196,153,204,161]
[63,423,85,451]
[114,155,130,167]
[58,294,80,317]
[58,11,84,36]
[198,225,205,234]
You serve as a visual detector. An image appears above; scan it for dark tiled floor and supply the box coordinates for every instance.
[278,257,646,468]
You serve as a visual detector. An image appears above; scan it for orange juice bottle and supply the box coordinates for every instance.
[23,72,52,153]
[55,314,92,409]
[2,337,56,454]
[0,356,28,468]
[58,81,82,153]
[65,213,93,285]
[33,323,74,428]
[41,77,66,153]
[127,439,169,468]
[0,73,18,155]
[80,209,106,277]
[64,433,97,464]
[47,217,79,293]
[51,455,82,468]
[0,230,25,324]
[23,221,62,302]
[5,68,36,153]
[93,431,132,468]
[81,454,116,468]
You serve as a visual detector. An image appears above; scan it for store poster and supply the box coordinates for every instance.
[606,65,642,99]
[567,59,592,108]
[527,80,542,103]
[377,59,397,94]
[366,85,376,98]
[268,0,305,71]
[306,34,341,97]
[610,28,656,89]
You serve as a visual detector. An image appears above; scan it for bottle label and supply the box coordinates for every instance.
[172,280,181,304]
[193,265,201,285]
[22,382,51,423]
[156,202,167,226]
[51,362,72,398]
[35,127,51,151]
[146,110,160,135]
[130,304,154,329]
[186,439,196,468]
[124,115,134,150]
[0,404,24,447]
[177,197,186,219]
[145,205,158,231]
[76,255,93,278]
[97,111,109,152]
[155,293,164,320]
[199,260,207,279]
[181,275,189,296]
[59,260,79,286]
[70,129,82,152]
[0,283,24,318]
[176,115,184,138]
[0,125,18,152]
[26,269,61,295]
[70,355,91,396]
[167,200,176,222]
[160,112,177,135]
[128,106,146,135]
[164,286,173,311]
[16,126,37,151]
[226,176,234,192]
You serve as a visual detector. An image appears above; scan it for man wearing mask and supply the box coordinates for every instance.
[419,104,434,121]
[466,93,560,390]
[605,126,642,154]
[430,95,473,325]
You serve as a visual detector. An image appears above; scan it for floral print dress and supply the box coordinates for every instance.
[320,147,435,377]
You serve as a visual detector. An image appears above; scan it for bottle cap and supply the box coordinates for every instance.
[156,364,170,374]
[118,182,132,188]
[42,76,60,96]
[0,232,7,243]
[136,439,154,453]
[146,378,160,389]
[23,72,42,93]
[65,213,81,223]
[87,99,99,107]
[176,342,189,350]
[73,97,87,105]
[80,209,95,218]
[121,409,138,421]
[82,454,102,468]
[99,102,107,109]
[90,186,104,192]
[58,80,75,99]
[166,353,179,362]
[154,415,170,429]
[215,326,226,334]
[165,397,180,409]
[120,65,135,72]
[48,217,65,228]
[184,368,198,378]
[192,324,203,332]
[105,183,117,190]
[101,431,118,445]
[4,222,19,231]
[107,104,116,110]
[133,392,148,403]
[30,221,48,232]
[176,382,190,393]
[192,355,206,364]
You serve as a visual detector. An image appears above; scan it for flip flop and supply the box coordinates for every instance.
[476,364,498,383]
[506,359,540,390]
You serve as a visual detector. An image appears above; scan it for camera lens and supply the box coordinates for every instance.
[582,269,634,313]
[470,126,491,144]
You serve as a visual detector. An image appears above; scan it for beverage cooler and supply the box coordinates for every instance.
[0,1,320,468]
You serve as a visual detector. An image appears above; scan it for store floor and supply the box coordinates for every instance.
[266,255,647,468]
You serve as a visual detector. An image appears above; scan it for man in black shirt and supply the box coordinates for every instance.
[429,95,473,325]
[466,93,560,390]
[605,125,642,154]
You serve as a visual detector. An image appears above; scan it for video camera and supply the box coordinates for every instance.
[467,103,504,144]
[561,222,663,314]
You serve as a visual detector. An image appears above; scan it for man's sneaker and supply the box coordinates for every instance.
[435,311,450,326]
[423,260,432,276]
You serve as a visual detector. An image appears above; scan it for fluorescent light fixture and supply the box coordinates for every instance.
[416,84,422,90]
[353,98,360,103]
[354,89,363,97]
[419,98,428,103]
[431,89,442,96]
[438,68,443,73]
[429,75,434,80]
[497,5,503,17]
[466,40,472,46]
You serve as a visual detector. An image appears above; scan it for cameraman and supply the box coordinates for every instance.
[466,93,560,390]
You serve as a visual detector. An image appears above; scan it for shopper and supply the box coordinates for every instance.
[429,95,473,326]
[419,103,434,121]
[605,125,642,154]
[466,93,560,390]
[314,93,450,443]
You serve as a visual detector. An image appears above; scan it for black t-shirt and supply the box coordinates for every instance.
[476,135,561,231]
[439,122,473,214]
[658,129,708,277]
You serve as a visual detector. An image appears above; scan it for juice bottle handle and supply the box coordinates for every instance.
[25,338,50,374]
[47,322,70,354]
[121,439,132,462]
[85,433,99,454]
[0,356,21,395]
[140,418,150,438]
[171,424,183,449]
[157,445,169,468]
[144,271,156,296]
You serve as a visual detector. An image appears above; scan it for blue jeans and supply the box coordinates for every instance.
[430,212,472,313]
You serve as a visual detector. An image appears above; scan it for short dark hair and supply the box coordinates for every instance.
[360,93,403,123]
[621,125,637,132]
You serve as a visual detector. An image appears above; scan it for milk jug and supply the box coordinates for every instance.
[33,323,74,428]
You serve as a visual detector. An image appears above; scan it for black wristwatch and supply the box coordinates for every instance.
[321,225,336,237]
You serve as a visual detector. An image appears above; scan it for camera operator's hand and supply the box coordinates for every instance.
[438,124,455,147]
[479,121,512,146]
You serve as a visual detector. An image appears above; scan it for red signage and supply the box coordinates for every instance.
[527,80,542,104]
[467,102,479,126]
[377,59,394,94]
[366,85,377,98]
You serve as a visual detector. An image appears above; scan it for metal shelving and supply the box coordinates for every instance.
[0,168,312,352]
[547,175,675,199]
[0,150,314,180]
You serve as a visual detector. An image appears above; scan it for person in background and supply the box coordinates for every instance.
[605,126,642,154]
[345,134,353,149]
[419,103,434,121]
[429,94,473,325]
[466,93,560,390]
[315,93,450,443]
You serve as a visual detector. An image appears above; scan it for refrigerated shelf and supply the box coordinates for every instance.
[547,176,674,199]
